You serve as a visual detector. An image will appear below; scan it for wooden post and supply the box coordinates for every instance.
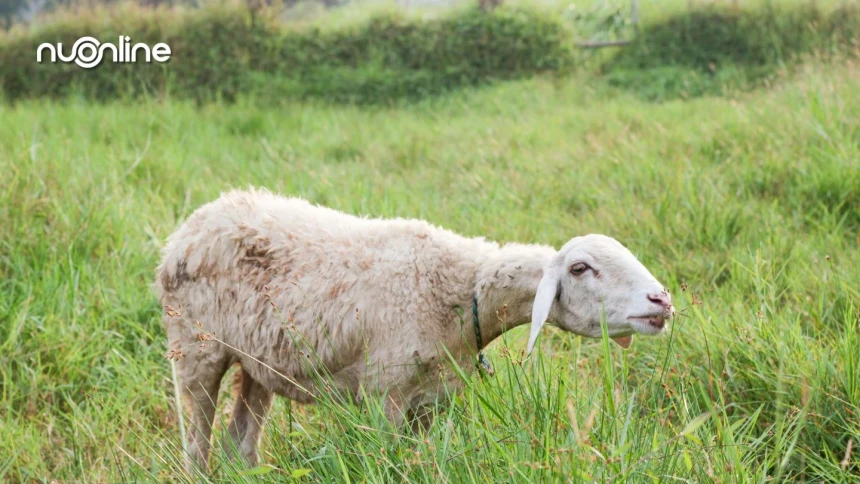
[576,40,632,48]
[631,0,639,31]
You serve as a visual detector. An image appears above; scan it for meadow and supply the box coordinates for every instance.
[1,4,860,482]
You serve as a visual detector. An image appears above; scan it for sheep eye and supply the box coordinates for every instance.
[570,262,589,275]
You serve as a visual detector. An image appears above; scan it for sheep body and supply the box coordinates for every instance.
[158,189,497,401]
[155,188,671,470]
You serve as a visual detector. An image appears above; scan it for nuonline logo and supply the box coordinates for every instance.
[37,36,171,69]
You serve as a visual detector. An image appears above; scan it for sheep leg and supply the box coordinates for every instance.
[178,358,229,472]
[382,394,407,430]
[408,405,436,434]
[225,367,274,466]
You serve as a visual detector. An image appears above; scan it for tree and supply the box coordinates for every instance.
[18,0,48,23]
[0,0,26,28]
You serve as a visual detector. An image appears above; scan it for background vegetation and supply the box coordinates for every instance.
[1,0,858,482]
[2,0,858,103]
[1,4,576,103]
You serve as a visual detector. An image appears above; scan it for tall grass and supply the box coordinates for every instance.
[1,54,858,480]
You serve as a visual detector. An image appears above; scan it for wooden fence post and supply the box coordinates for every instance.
[632,0,639,32]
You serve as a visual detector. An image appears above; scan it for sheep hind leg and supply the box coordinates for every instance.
[176,355,230,473]
[224,367,274,466]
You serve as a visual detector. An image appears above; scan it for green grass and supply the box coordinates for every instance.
[1,58,859,481]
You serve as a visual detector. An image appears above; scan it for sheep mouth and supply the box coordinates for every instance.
[627,314,667,331]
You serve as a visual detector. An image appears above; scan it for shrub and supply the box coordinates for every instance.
[0,4,576,103]
[602,3,860,101]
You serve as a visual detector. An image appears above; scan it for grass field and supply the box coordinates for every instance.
[1,56,859,480]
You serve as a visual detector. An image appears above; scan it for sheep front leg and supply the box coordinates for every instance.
[225,367,274,466]
[383,394,407,430]
[408,405,436,435]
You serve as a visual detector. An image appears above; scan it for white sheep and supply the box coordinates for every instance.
[154,188,674,470]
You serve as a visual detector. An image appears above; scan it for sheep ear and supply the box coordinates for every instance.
[527,259,561,355]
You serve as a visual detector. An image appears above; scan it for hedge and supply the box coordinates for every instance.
[2,2,857,104]
[603,3,860,101]
[0,5,577,103]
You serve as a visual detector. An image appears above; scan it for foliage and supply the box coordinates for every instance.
[603,2,860,101]
[0,4,576,103]
[4,1,858,104]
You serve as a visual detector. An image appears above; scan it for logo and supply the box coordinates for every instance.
[37,36,171,69]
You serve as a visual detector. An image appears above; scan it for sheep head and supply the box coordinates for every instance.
[527,234,673,353]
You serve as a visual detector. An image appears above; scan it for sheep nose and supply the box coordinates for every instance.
[647,292,672,308]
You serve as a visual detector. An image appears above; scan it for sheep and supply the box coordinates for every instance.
[154,188,674,471]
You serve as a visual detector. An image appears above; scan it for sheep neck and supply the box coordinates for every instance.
[473,244,554,350]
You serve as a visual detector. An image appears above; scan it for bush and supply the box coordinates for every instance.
[3,2,858,104]
[0,5,576,104]
[602,3,860,101]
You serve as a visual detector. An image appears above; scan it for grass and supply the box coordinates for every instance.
[1,55,859,482]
